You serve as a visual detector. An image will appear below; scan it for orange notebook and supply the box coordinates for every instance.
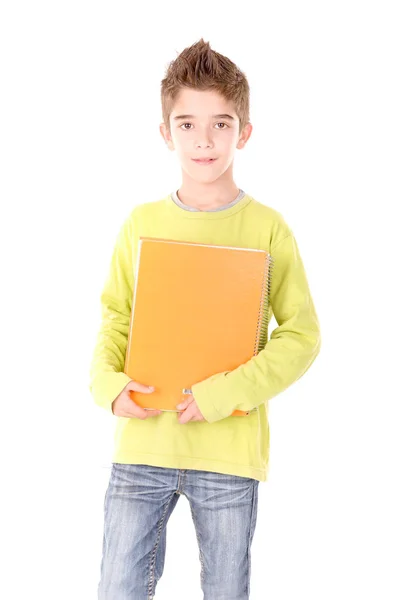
[124,237,274,417]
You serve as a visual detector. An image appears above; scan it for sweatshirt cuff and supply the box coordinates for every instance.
[90,371,132,414]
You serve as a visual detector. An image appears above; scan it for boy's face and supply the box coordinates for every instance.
[160,88,252,183]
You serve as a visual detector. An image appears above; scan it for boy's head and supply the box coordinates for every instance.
[159,39,252,183]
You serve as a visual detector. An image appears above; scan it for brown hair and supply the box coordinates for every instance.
[160,38,250,135]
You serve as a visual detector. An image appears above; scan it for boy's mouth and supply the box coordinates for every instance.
[192,158,217,164]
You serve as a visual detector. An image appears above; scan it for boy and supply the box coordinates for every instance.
[90,38,321,600]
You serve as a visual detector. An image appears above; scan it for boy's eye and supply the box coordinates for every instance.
[179,122,228,130]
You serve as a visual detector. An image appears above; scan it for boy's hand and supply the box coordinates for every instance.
[176,393,206,424]
[111,380,162,419]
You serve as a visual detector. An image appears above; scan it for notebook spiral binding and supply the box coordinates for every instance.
[240,253,275,415]
[254,253,275,356]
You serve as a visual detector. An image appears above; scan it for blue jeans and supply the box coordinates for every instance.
[98,463,259,599]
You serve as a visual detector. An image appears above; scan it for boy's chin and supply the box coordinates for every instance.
[183,166,223,182]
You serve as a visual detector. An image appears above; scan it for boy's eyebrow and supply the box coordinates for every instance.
[173,113,235,121]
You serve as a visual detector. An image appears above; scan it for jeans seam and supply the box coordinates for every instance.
[188,499,205,585]
[246,481,258,598]
[147,492,176,599]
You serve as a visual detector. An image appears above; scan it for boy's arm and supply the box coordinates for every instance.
[88,213,134,413]
[191,232,322,423]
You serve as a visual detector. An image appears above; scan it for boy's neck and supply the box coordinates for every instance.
[177,168,240,211]
[176,186,241,211]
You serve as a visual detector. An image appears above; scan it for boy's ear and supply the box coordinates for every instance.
[159,123,175,150]
[236,122,253,150]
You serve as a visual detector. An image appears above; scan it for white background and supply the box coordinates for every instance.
[1,1,399,598]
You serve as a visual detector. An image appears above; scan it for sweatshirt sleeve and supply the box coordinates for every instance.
[88,213,134,413]
[191,232,322,423]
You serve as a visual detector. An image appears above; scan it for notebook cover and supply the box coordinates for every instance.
[124,237,273,418]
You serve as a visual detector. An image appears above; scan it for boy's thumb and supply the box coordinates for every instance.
[127,381,155,394]
[176,397,189,410]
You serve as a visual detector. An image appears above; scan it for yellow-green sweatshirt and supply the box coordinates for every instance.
[89,190,321,482]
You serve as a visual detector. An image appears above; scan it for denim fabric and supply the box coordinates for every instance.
[98,463,259,599]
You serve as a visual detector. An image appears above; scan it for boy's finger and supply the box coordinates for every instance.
[178,404,193,424]
[144,409,162,418]
[176,394,193,410]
